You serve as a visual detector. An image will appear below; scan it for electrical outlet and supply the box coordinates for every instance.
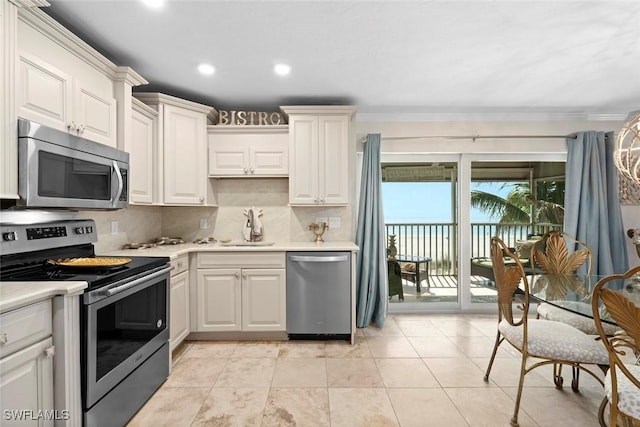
[329,216,341,228]
[316,217,328,225]
[199,218,208,229]
[110,221,118,235]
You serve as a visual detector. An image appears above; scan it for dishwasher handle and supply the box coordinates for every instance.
[288,255,349,263]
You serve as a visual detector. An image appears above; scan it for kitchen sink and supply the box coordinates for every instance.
[220,241,276,247]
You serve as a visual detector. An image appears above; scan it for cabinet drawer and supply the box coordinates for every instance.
[171,254,189,276]
[0,300,52,359]
[197,252,285,269]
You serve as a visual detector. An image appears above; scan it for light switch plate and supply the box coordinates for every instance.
[110,221,118,235]
[329,217,341,228]
[199,218,208,229]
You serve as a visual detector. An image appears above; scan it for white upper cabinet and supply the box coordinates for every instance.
[128,98,158,204]
[134,93,216,206]
[1,0,18,199]
[208,126,289,177]
[282,106,356,206]
[16,53,117,147]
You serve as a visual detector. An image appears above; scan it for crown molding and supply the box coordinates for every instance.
[356,110,629,122]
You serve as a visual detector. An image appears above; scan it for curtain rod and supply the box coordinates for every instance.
[361,134,577,143]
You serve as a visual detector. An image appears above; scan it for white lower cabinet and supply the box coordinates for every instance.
[0,300,55,426]
[194,252,286,333]
[169,255,190,351]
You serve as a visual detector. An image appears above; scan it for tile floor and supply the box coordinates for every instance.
[127,314,607,427]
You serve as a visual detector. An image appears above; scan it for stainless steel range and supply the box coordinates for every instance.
[0,211,170,427]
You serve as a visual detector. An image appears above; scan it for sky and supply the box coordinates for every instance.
[382,181,512,224]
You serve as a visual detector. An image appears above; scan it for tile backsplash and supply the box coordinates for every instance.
[88,179,354,253]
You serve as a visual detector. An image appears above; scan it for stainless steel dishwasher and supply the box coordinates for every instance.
[286,251,351,339]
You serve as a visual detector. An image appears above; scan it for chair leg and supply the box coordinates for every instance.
[510,354,528,427]
[553,363,564,389]
[484,331,503,381]
[597,397,607,427]
[571,365,580,392]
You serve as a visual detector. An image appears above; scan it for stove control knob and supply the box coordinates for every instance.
[85,226,94,234]
[2,232,17,242]
[75,227,85,235]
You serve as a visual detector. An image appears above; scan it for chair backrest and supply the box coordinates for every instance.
[591,265,640,407]
[531,230,593,275]
[490,236,530,327]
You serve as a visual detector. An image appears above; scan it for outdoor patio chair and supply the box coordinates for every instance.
[387,260,404,301]
[591,265,640,427]
[484,236,609,427]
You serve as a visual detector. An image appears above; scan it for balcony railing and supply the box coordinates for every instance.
[385,222,562,276]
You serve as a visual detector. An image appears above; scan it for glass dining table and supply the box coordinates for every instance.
[525,272,640,324]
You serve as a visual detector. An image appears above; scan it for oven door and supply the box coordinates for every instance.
[83,267,169,409]
[18,121,128,210]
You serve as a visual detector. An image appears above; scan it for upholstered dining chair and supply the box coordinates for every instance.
[484,236,609,427]
[591,265,640,427]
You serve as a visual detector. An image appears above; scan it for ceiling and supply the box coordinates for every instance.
[43,0,640,119]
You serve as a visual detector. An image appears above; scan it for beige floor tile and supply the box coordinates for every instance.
[510,386,601,427]
[449,335,515,358]
[326,358,384,387]
[127,387,209,427]
[367,336,419,358]
[271,358,327,387]
[470,357,554,388]
[445,387,538,427]
[191,387,269,427]
[232,341,281,358]
[423,357,494,388]
[408,336,468,358]
[215,357,276,387]
[184,341,239,358]
[432,319,486,337]
[165,357,228,388]
[262,388,330,427]
[325,336,372,358]
[363,318,404,336]
[376,358,440,388]
[387,388,469,427]
[328,388,399,427]
[277,341,325,358]
[394,319,446,337]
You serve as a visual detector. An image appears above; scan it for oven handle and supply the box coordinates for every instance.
[106,266,171,296]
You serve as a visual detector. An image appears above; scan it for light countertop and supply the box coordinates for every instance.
[103,241,359,259]
[0,281,87,314]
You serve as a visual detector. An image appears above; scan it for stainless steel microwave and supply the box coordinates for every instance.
[17,118,129,210]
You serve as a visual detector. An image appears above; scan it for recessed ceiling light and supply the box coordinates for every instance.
[197,63,215,76]
[274,63,291,76]
[140,0,165,8]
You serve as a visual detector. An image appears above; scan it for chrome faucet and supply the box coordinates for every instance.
[243,206,263,242]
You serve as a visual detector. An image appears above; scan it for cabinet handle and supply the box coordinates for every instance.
[77,124,85,134]
[250,167,255,174]
[177,262,183,269]
[313,197,318,202]
[44,346,56,359]
[199,196,204,203]
[320,196,325,203]
[242,272,247,279]
[244,167,249,174]
[0,333,7,347]
[67,122,76,131]
[234,272,240,278]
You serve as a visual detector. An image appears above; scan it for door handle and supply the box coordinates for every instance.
[289,255,348,263]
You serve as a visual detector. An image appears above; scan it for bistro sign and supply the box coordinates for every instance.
[217,110,285,126]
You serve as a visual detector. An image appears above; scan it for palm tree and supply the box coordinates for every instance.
[471,180,565,225]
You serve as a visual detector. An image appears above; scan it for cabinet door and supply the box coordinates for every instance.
[318,115,350,205]
[74,82,117,147]
[241,269,286,332]
[17,52,72,133]
[288,116,319,204]
[250,146,288,176]
[195,269,241,332]
[170,270,190,350]
[129,107,156,204]
[0,338,54,427]
[163,105,206,205]
[208,144,249,176]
